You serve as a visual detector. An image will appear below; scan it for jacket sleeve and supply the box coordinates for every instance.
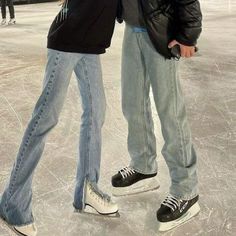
[173,0,202,46]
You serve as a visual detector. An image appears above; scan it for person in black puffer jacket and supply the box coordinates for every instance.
[140,0,202,58]
[112,0,202,232]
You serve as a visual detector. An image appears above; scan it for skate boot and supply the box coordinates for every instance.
[1,19,6,25]
[0,216,37,236]
[77,182,119,217]
[156,194,200,231]
[8,18,16,25]
[112,167,159,196]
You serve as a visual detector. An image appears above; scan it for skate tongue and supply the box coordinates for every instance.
[90,183,111,202]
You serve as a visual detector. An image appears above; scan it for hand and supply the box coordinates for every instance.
[168,40,195,58]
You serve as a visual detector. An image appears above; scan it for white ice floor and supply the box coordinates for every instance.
[0,1,235,235]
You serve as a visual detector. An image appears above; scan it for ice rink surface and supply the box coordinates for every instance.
[0,0,235,235]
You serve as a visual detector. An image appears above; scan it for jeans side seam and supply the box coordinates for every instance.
[170,63,185,163]
[5,52,61,210]
[141,33,158,174]
[81,57,93,200]
[138,34,150,173]
[144,81,156,172]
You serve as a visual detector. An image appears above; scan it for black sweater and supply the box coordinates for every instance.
[47,0,118,54]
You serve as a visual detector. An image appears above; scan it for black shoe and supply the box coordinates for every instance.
[111,167,159,196]
[156,195,200,231]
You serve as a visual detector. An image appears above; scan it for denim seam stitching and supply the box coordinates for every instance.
[171,63,185,162]
[142,32,157,174]
[5,52,61,211]
[144,79,155,172]
[139,34,150,173]
[81,57,93,208]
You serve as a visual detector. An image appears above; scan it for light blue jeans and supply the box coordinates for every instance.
[122,24,198,200]
[0,49,106,226]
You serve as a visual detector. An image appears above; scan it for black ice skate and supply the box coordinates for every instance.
[156,194,200,231]
[111,167,159,196]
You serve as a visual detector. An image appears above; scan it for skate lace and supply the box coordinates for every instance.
[119,167,136,179]
[89,183,111,205]
[162,195,183,212]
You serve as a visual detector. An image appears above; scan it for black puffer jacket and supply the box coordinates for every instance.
[118,0,202,58]
[142,0,202,58]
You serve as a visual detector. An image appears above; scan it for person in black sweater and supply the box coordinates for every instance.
[0,0,16,25]
[0,1,119,235]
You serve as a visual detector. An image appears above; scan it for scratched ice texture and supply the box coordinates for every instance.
[0,0,235,235]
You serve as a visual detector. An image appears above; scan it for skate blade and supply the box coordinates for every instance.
[112,178,160,197]
[157,202,201,232]
[74,206,120,219]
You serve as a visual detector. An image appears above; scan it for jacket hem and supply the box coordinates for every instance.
[47,42,106,55]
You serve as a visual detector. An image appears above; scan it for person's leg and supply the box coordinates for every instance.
[121,24,157,175]
[8,0,15,19]
[138,30,199,232]
[111,25,159,196]
[0,49,79,226]
[73,54,106,210]
[1,0,7,19]
[140,32,198,200]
